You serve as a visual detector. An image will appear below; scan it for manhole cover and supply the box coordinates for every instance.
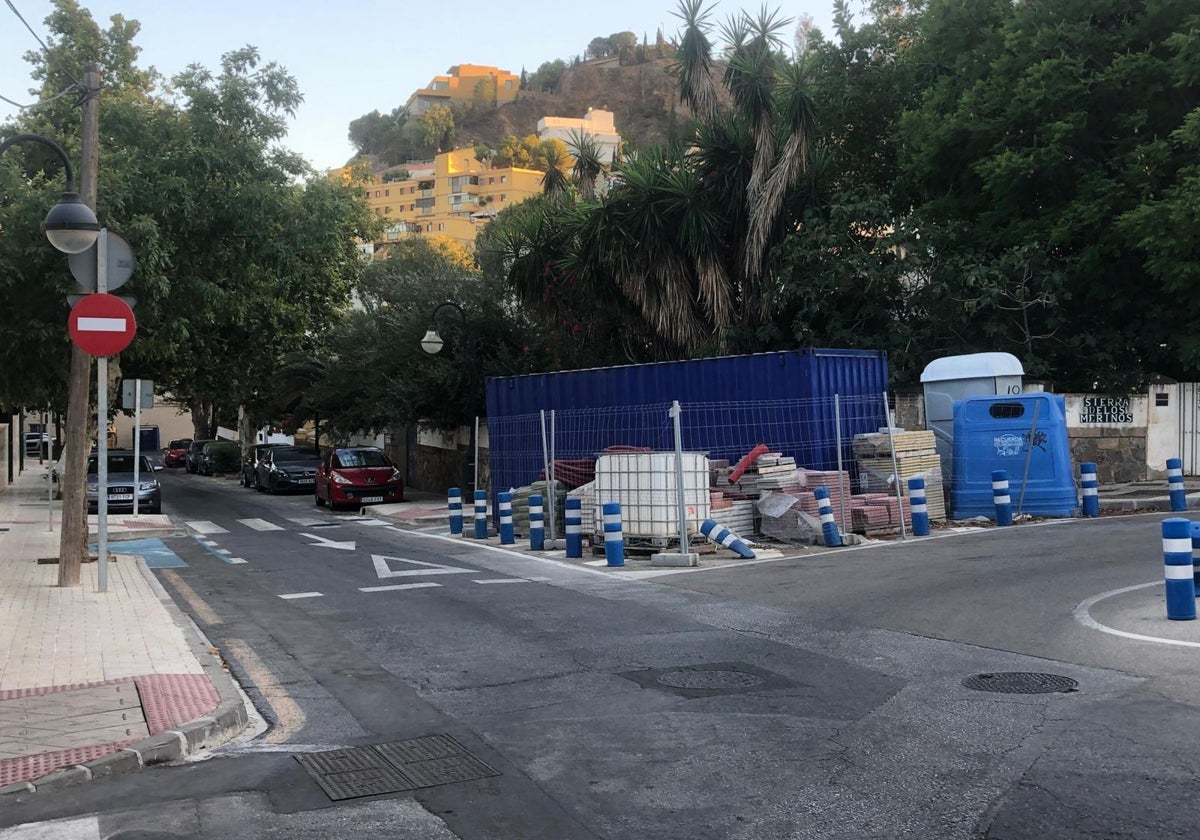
[656,669,766,690]
[296,734,499,802]
[962,672,1078,694]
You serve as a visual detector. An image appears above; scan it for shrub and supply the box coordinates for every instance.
[209,442,241,474]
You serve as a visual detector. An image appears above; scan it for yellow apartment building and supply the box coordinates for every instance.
[405,64,521,116]
[342,148,544,252]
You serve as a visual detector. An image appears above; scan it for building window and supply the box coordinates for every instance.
[375,190,381,198]
[438,223,444,231]
[505,80,513,89]
[410,186,416,194]
[384,206,391,214]
[488,176,495,185]
[500,194,507,201]
[500,175,507,183]
[385,189,390,197]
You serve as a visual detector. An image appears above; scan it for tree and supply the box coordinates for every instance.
[526,59,566,92]
[417,103,456,151]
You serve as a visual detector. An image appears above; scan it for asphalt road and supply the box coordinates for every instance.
[3,469,1199,839]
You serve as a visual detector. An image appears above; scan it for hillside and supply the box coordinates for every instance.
[455,57,694,153]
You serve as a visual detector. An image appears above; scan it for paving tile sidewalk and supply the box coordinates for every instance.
[0,464,246,794]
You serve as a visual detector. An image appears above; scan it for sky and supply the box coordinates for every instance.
[1,0,839,171]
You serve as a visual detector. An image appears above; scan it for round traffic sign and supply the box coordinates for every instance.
[68,293,137,357]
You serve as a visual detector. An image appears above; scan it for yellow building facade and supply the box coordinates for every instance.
[344,148,544,252]
[406,64,521,116]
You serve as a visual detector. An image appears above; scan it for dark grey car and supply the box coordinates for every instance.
[255,446,321,494]
[242,443,288,487]
[85,450,163,514]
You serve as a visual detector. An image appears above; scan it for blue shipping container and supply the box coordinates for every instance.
[949,393,1078,519]
[485,349,889,496]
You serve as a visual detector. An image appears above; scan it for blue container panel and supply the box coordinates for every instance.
[950,394,1077,518]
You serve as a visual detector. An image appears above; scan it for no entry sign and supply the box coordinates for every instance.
[68,293,137,356]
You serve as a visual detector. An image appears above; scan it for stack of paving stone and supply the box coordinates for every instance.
[852,429,946,522]
[716,499,757,537]
[712,453,801,498]
[567,481,598,539]
[848,493,912,535]
[510,480,566,536]
[792,469,854,519]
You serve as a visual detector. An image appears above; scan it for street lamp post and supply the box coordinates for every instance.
[0,132,101,589]
[421,301,477,492]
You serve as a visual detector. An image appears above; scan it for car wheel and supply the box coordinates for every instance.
[315,491,326,507]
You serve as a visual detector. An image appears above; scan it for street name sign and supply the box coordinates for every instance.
[68,293,137,356]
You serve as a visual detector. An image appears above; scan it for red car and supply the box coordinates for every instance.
[163,438,193,468]
[315,446,404,511]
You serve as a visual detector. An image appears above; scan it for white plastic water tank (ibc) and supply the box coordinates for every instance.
[594,452,710,540]
[920,352,1024,482]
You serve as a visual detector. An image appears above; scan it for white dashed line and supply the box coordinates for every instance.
[285,517,331,527]
[472,578,530,585]
[279,592,323,600]
[226,558,248,565]
[359,583,442,593]
[187,520,228,534]
[215,548,231,555]
[237,518,284,531]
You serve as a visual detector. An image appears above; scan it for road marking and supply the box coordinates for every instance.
[186,520,228,534]
[473,578,530,585]
[396,530,616,577]
[199,539,217,546]
[359,583,442,593]
[584,559,607,566]
[286,516,330,527]
[215,548,231,555]
[279,591,324,600]
[0,815,100,839]
[222,638,306,744]
[237,518,284,531]
[372,554,474,578]
[1073,580,1200,648]
[356,518,391,527]
[161,570,223,626]
[226,558,248,565]
[300,532,357,551]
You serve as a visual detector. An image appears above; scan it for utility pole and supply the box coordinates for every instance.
[57,62,99,587]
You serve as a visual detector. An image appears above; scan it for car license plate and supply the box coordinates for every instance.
[298,478,314,485]
[362,496,384,503]
[108,494,133,501]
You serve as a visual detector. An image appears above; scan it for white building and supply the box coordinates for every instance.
[537,108,620,164]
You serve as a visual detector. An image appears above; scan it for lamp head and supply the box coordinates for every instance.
[420,328,444,355]
[43,191,99,254]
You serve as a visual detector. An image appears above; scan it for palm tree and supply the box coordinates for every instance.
[566,129,605,200]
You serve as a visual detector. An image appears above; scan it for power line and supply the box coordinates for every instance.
[1,83,83,113]
[4,0,49,54]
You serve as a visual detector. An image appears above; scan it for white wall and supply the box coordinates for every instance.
[1147,384,1180,474]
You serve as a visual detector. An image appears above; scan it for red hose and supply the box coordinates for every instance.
[728,443,769,483]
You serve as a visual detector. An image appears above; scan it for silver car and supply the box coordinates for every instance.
[85,450,163,514]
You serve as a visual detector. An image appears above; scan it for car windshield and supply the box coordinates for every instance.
[169,439,190,448]
[87,455,153,474]
[274,448,317,462]
[334,449,391,468]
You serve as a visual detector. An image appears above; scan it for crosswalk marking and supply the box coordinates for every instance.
[473,578,530,585]
[226,558,247,565]
[285,516,330,527]
[359,583,441,593]
[237,518,284,531]
[279,591,323,600]
[187,520,228,534]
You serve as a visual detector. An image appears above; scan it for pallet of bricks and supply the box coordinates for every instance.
[852,429,947,525]
[711,453,796,542]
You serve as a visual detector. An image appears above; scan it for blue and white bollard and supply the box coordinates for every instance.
[1162,518,1196,620]
[1080,462,1100,517]
[1168,458,1187,512]
[908,477,930,537]
[813,486,842,547]
[448,487,463,535]
[565,497,582,558]
[1191,521,1200,595]
[529,494,545,552]
[992,470,1013,526]
[498,492,514,545]
[602,502,625,568]
[473,490,488,539]
[699,519,756,559]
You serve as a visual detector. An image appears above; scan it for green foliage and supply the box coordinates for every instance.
[417,103,456,152]
[526,59,566,93]
[208,441,241,473]
[587,32,637,59]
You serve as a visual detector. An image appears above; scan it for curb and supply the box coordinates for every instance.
[0,555,249,797]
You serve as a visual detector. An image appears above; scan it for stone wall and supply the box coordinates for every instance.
[1068,427,1148,484]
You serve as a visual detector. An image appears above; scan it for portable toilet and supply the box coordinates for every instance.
[921,353,1024,482]
[950,393,1077,519]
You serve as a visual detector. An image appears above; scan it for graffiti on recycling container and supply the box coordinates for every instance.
[993,430,1048,457]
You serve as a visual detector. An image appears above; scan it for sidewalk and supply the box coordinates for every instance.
[0,464,246,794]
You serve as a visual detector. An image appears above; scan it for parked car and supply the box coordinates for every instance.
[315,446,404,511]
[242,443,287,487]
[24,432,50,457]
[85,450,163,514]
[185,439,215,474]
[255,446,321,494]
[163,438,193,468]
[198,441,239,476]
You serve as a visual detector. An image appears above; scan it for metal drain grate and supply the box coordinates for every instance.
[657,669,766,691]
[295,734,500,801]
[962,672,1079,694]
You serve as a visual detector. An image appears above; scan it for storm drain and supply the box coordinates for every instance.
[620,662,789,698]
[295,734,500,801]
[962,672,1079,695]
